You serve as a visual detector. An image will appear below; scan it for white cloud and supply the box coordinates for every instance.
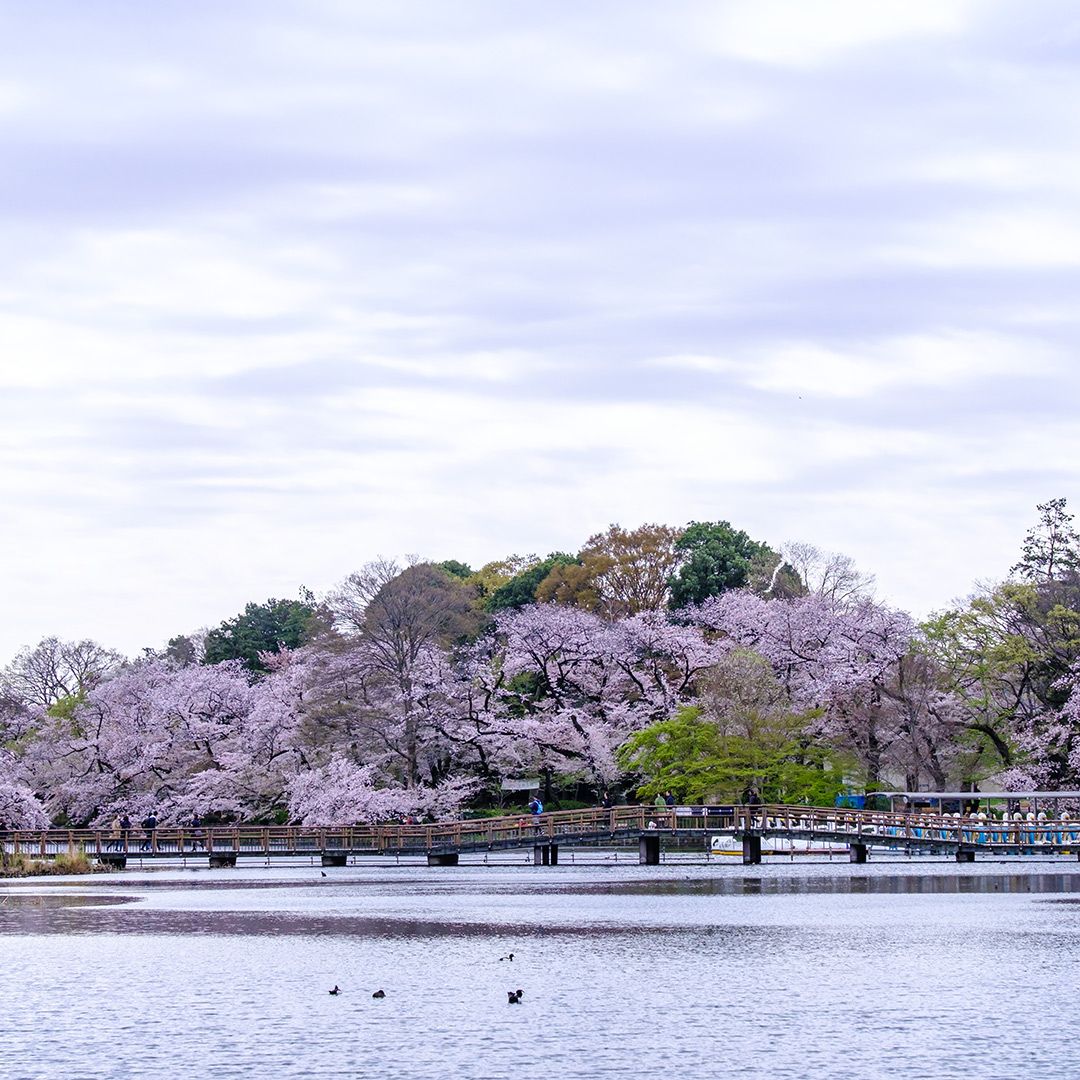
[0,81,31,117]
[742,332,1054,398]
[704,0,975,66]
[1,0,1080,662]
[42,229,326,320]
[642,353,739,374]
[888,210,1080,268]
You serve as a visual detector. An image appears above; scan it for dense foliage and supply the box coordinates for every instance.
[2,505,1080,827]
[202,597,319,672]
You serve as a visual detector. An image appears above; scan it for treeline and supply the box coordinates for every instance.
[1,506,1078,826]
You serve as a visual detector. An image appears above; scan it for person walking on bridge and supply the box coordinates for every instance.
[528,796,543,835]
[141,812,157,852]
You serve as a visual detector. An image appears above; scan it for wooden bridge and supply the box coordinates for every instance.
[5,803,1080,869]
[724,803,1080,863]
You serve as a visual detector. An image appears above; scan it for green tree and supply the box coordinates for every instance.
[924,499,1080,785]
[486,553,578,612]
[617,705,841,805]
[164,635,200,667]
[466,555,539,602]
[46,690,87,729]
[924,580,1080,783]
[1012,497,1080,581]
[203,597,318,673]
[438,560,473,581]
[668,520,777,609]
[618,649,841,804]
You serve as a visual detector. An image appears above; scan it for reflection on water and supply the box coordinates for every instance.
[3,861,1080,1079]
[0,893,133,908]
[566,871,1080,895]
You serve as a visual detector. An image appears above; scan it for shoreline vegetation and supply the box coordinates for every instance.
[0,850,112,878]
[1,503,1079,830]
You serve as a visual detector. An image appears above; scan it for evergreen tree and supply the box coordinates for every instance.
[203,598,317,673]
[668,521,776,608]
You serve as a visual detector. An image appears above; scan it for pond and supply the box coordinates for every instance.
[3,854,1078,1079]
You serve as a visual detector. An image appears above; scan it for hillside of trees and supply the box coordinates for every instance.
[1,504,1078,827]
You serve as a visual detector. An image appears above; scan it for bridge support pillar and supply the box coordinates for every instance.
[849,843,868,863]
[550,844,558,865]
[955,849,976,863]
[321,854,347,867]
[741,836,762,865]
[208,854,237,868]
[639,835,661,865]
[427,852,459,866]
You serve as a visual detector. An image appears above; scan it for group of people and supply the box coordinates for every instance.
[105,812,205,852]
[105,813,135,851]
[506,787,773,823]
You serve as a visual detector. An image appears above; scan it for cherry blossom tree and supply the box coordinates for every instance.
[12,541,1044,820]
[0,750,48,828]
[461,605,731,791]
[693,592,912,705]
[328,560,486,787]
[25,659,253,825]
[286,757,477,824]
[691,592,915,788]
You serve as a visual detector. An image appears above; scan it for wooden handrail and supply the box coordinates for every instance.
[2,802,1076,858]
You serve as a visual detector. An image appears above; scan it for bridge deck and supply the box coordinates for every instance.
[2,803,1077,864]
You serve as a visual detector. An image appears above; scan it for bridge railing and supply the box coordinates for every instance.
[1,803,1077,858]
[0,806,675,859]
[729,805,1080,847]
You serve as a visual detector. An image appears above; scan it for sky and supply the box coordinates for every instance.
[2,0,1079,663]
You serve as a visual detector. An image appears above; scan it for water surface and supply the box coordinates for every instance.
[2,855,1077,1079]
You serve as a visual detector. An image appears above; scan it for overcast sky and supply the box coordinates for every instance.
[2,0,1078,662]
